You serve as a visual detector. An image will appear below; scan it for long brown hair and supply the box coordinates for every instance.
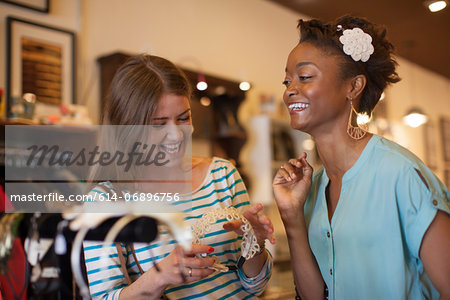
[88,55,192,191]
[103,54,192,125]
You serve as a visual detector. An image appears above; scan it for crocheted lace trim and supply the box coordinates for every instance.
[192,207,260,272]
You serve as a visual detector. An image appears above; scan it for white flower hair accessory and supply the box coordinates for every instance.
[338,26,374,62]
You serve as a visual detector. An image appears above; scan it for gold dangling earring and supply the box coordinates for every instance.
[347,98,368,140]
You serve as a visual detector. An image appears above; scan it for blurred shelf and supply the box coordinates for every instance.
[0,117,39,125]
[213,131,247,139]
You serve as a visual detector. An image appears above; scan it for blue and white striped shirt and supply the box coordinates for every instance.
[84,157,272,299]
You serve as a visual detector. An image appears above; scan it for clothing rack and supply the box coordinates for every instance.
[0,212,159,300]
[24,213,158,243]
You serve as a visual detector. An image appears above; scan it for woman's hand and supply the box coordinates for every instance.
[223,204,275,277]
[154,244,216,286]
[272,152,313,224]
[223,203,276,245]
[120,244,215,299]
[272,153,325,300]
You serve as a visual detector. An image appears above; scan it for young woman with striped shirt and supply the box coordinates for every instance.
[83,54,275,299]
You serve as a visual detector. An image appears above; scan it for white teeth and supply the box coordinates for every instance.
[288,103,310,111]
[165,144,178,149]
[161,143,181,154]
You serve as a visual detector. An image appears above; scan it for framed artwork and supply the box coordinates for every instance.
[440,117,450,163]
[6,16,75,117]
[0,0,49,13]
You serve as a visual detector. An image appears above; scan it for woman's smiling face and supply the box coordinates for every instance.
[149,93,192,167]
[283,42,350,136]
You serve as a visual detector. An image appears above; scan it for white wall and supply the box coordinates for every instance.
[386,58,450,181]
[80,0,450,184]
[79,0,304,124]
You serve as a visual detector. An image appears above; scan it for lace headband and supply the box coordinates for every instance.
[337,25,374,62]
[192,207,261,272]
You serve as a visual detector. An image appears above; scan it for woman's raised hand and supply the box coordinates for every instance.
[223,203,276,245]
[272,152,313,224]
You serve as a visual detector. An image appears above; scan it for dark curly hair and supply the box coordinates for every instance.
[297,15,400,115]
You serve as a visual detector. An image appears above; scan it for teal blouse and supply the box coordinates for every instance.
[304,134,449,300]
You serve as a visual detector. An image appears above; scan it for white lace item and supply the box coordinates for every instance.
[192,207,260,272]
[338,27,374,62]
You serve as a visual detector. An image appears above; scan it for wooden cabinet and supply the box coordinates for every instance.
[97,52,131,122]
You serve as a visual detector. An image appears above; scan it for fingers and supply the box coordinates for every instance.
[183,266,215,281]
[258,214,276,244]
[243,204,276,244]
[185,244,215,256]
[242,204,264,226]
[243,204,266,225]
[279,160,301,182]
[277,152,312,182]
[182,252,215,281]
[223,220,243,230]
[297,151,307,161]
[247,202,264,214]
[300,154,313,178]
[223,220,244,235]
[183,256,215,268]
[259,214,275,235]
[159,246,216,285]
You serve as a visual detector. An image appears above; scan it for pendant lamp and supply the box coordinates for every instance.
[403,107,428,128]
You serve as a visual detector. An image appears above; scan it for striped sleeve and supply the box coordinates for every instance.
[81,183,130,299]
[83,241,128,300]
[219,160,250,211]
[222,161,273,295]
[237,251,273,295]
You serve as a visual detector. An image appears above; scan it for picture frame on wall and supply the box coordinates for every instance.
[0,0,49,13]
[6,16,75,118]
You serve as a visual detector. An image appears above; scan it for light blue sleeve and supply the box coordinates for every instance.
[396,166,450,259]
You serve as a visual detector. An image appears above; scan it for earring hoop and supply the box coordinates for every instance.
[347,99,368,140]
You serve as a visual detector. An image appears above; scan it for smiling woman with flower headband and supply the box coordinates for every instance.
[272,15,450,299]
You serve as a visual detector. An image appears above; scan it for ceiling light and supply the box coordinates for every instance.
[200,96,211,106]
[403,107,428,128]
[239,81,251,91]
[215,86,226,95]
[426,0,447,12]
[196,81,207,91]
[196,73,208,91]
